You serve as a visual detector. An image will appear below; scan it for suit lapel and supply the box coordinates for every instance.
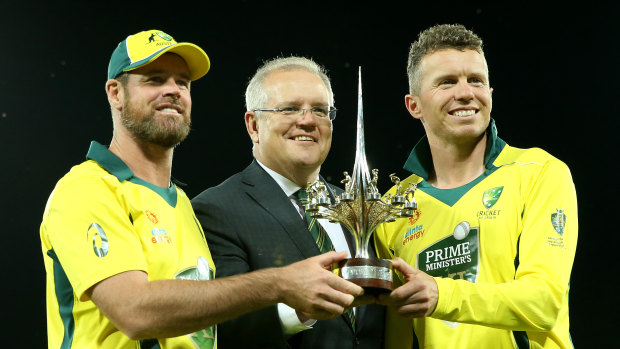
[243,163,358,333]
[241,161,320,259]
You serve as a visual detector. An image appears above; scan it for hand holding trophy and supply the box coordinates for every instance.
[303,68,417,294]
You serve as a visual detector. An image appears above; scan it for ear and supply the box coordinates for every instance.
[405,94,423,120]
[245,111,260,144]
[106,79,124,111]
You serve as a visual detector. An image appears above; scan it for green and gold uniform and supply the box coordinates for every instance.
[41,141,216,349]
[376,122,577,349]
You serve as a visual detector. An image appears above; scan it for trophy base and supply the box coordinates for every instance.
[337,258,393,295]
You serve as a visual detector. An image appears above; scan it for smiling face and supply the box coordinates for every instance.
[246,69,333,184]
[120,53,192,148]
[406,49,492,146]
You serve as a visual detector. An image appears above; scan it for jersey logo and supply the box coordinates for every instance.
[482,186,503,209]
[551,208,566,235]
[417,221,479,282]
[151,228,172,244]
[408,209,421,225]
[402,225,424,246]
[87,223,109,257]
[145,210,159,224]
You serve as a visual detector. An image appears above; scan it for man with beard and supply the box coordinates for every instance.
[40,30,364,349]
[192,57,385,348]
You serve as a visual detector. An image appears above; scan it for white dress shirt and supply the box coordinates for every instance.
[256,160,353,335]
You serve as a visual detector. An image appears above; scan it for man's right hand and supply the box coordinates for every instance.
[279,251,364,320]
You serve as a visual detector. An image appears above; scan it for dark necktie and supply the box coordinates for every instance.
[295,188,356,331]
[295,188,334,254]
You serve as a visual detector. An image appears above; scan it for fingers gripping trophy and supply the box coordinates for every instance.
[304,68,417,294]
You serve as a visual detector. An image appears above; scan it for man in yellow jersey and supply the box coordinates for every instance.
[40,30,363,349]
[375,24,578,348]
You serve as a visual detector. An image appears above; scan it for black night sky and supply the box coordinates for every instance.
[1,2,617,347]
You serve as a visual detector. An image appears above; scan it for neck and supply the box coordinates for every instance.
[426,133,487,189]
[288,168,320,188]
[109,128,174,188]
[255,156,320,188]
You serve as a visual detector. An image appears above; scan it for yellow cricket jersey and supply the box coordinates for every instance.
[40,141,217,349]
[376,121,577,349]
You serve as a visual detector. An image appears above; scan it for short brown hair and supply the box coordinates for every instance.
[407,24,484,94]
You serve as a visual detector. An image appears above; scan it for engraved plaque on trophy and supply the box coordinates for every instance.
[304,68,417,294]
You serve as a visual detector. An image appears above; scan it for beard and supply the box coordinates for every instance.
[120,92,191,148]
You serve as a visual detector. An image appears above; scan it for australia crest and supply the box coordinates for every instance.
[482,186,503,209]
[551,208,566,235]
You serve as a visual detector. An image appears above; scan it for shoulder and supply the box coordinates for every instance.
[496,144,558,163]
[41,160,126,232]
[494,144,571,173]
[493,144,574,189]
[192,171,245,204]
[50,160,121,201]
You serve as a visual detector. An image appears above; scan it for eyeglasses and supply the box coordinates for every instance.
[252,106,337,121]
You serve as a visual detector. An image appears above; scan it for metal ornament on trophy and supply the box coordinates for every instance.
[304,67,418,294]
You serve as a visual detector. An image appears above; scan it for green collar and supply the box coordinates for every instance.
[403,118,506,178]
[86,141,178,207]
[401,119,507,207]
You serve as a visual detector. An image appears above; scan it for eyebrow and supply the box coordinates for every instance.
[143,69,191,81]
[432,72,487,83]
[276,98,330,106]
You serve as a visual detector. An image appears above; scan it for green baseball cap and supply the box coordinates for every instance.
[107,29,210,81]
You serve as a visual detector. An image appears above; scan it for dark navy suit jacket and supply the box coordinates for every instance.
[192,160,385,349]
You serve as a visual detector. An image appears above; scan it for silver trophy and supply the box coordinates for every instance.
[305,68,417,294]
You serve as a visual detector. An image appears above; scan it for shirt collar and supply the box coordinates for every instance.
[402,118,507,179]
[255,159,318,197]
[86,141,134,181]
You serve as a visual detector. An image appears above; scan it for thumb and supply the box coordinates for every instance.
[315,250,348,267]
[391,257,416,276]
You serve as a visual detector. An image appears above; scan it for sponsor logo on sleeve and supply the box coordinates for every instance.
[547,208,567,248]
[551,209,566,235]
[87,223,109,257]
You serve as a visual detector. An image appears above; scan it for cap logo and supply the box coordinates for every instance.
[147,31,174,44]
[157,32,173,41]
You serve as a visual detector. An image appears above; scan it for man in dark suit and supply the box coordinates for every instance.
[192,57,385,348]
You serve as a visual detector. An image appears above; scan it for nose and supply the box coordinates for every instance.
[454,80,474,102]
[162,77,181,97]
[297,108,318,126]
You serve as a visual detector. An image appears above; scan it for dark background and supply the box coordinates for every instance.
[2,1,617,347]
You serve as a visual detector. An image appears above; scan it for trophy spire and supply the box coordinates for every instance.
[350,67,373,258]
[351,67,371,201]
[302,67,418,292]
